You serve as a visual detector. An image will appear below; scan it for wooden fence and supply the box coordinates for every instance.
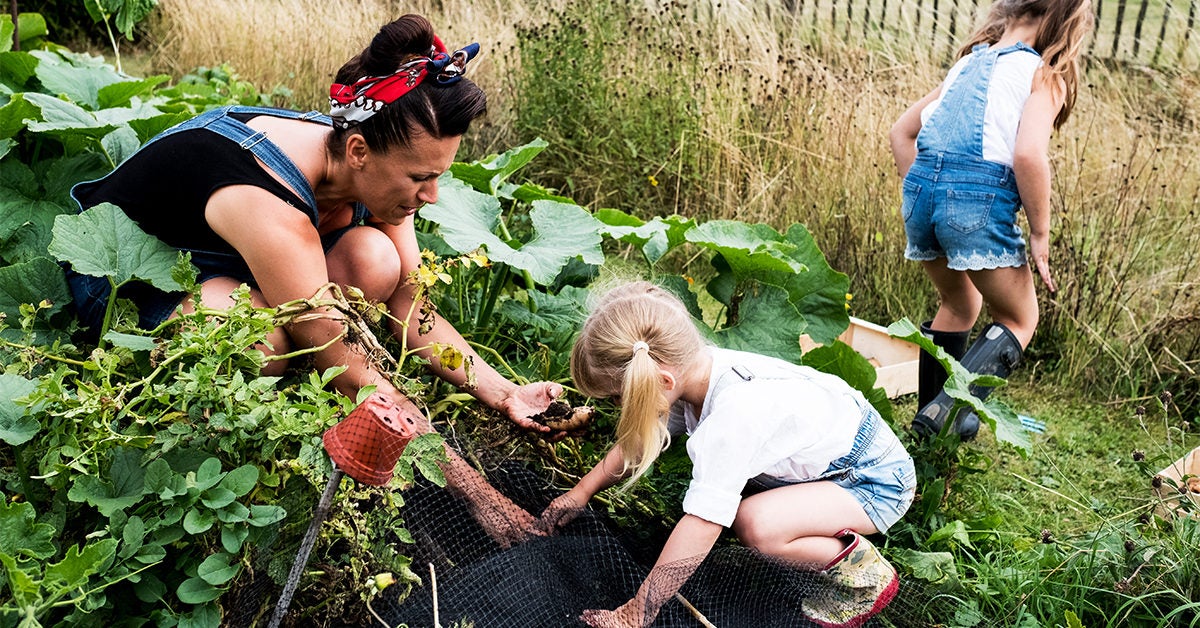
[781,0,1199,71]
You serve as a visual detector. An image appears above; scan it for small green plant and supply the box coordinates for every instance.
[83,0,159,73]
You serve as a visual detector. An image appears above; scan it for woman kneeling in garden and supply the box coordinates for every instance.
[66,14,559,544]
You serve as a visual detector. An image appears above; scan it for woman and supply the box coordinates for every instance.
[68,14,559,543]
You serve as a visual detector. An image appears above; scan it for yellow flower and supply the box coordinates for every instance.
[648,175,659,187]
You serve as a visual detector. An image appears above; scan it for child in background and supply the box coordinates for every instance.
[538,282,915,628]
[889,0,1094,440]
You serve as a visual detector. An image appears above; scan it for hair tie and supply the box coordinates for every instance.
[329,41,480,130]
[632,341,650,355]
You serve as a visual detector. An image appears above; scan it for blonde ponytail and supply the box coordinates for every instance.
[569,282,706,490]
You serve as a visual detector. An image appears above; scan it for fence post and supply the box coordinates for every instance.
[948,0,959,43]
[1182,0,1198,65]
[932,0,940,57]
[1132,0,1150,58]
[1112,0,1127,59]
[1153,1,1172,66]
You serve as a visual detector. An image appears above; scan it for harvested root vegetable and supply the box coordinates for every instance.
[531,401,595,432]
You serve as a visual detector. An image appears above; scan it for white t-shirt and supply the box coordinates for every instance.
[667,347,867,527]
[919,44,1042,166]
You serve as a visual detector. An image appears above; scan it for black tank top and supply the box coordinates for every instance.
[71,112,315,256]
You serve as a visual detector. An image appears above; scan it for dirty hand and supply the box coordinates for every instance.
[470,489,547,549]
[537,492,584,533]
[498,381,564,434]
[1030,232,1055,293]
[580,600,646,628]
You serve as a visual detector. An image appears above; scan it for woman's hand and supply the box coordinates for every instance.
[497,381,564,434]
[537,491,585,533]
[580,600,648,628]
[472,494,546,549]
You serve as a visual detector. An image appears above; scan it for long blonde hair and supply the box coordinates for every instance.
[959,0,1094,129]
[570,281,706,489]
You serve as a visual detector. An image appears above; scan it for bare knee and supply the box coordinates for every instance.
[326,227,402,302]
[732,514,782,555]
[178,277,293,375]
[259,327,292,376]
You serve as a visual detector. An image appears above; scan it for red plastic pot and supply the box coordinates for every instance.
[322,392,418,486]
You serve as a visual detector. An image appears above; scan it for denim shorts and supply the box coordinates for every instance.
[744,405,916,534]
[902,152,1027,271]
[66,226,360,337]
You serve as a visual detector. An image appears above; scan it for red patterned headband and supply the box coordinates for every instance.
[329,39,480,130]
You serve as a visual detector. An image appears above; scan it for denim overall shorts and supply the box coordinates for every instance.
[66,105,370,332]
[728,363,917,534]
[902,43,1039,271]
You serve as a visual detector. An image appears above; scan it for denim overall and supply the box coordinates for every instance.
[902,43,1038,271]
[66,105,371,331]
[704,361,916,534]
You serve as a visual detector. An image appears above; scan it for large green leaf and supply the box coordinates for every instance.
[800,341,893,423]
[0,161,75,264]
[686,220,806,276]
[713,282,806,363]
[21,91,116,140]
[0,15,12,55]
[196,552,239,586]
[30,49,126,110]
[0,496,56,560]
[43,539,118,592]
[98,75,171,109]
[496,285,590,333]
[0,50,39,93]
[772,224,851,346]
[67,448,147,517]
[888,319,1030,454]
[421,178,604,285]
[596,208,696,267]
[0,256,71,320]
[49,202,185,292]
[449,138,548,195]
[0,373,39,446]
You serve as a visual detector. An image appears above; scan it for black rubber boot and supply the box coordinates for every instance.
[912,322,1023,441]
[916,320,971,410]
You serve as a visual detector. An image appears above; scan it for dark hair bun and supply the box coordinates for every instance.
[336,14,435,83]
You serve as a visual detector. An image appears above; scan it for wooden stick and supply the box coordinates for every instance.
[674,593,718,628]
[431,563,441,628]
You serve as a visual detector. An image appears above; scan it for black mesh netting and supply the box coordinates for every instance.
[363,453,930,628]
[229,411,953,627]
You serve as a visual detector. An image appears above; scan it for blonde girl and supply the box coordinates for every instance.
[889,0,1094,440]
[539,282,916,628]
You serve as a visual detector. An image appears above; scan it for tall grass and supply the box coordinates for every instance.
[145,0,1200,408]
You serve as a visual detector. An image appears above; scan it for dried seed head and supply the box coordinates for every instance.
[1152,475,1164,489]
[1132,450,1145,462]
[1040,529,1053,544]
[1124,539,1136,553]
[1135,405,1146,416]
[1138,513,1151,525]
